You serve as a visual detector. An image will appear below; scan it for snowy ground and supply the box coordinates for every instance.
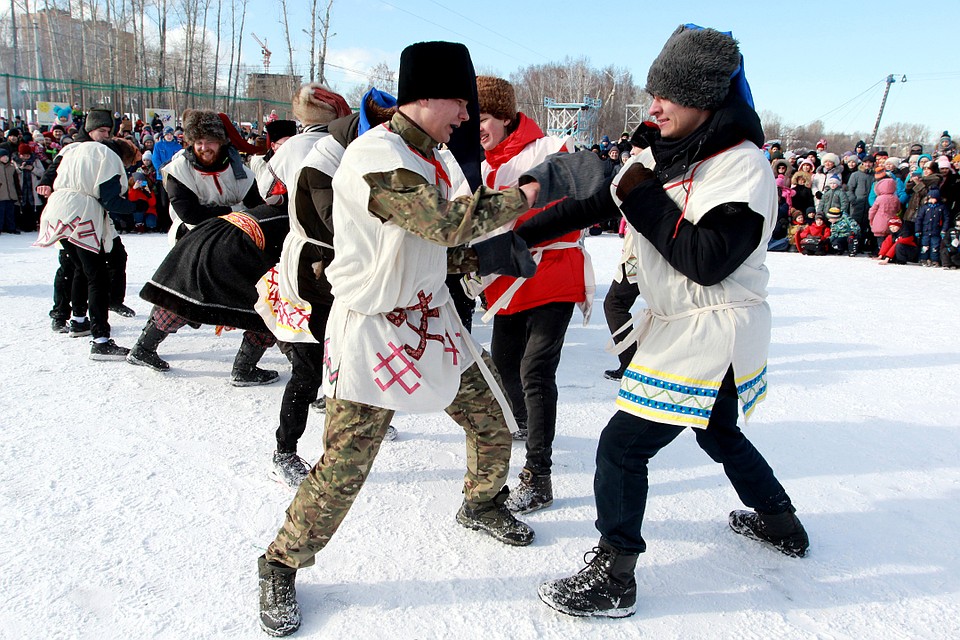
[1,231,959,640]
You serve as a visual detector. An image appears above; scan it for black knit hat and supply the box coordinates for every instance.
[84,109,115,134]
[646,26,741,111]
[397,41,475,105]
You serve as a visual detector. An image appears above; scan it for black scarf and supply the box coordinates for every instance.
[649,94,765,185]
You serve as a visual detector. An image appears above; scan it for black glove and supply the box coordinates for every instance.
[134,200,149,212]
[519,151,605,208]
[473,232,537,278]
[615,162,657,201]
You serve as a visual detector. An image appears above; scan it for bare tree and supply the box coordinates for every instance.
[317,0,332,84]
[279,0,294,74]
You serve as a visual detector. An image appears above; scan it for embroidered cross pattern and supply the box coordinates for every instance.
[323,338,339,384]
[262,268,311,332]
[444,331,461,365]
[374,341,422,394]
[386,290,444,361]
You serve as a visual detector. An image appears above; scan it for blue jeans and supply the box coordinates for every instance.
[594,367,793,553]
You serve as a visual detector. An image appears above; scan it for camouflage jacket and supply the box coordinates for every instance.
[364,112,530,273]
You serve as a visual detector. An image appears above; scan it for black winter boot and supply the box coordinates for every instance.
[729,507,809,558]
[231,336,279,387]
[126,320,170,372]
[505,468,553,514]
[456,485,534,546]
[538,539,638,618]
[258,555,301,637]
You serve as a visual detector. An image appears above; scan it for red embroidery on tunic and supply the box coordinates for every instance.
[386,290,444,361]
[374,341,422,394]
[444,331,461,366]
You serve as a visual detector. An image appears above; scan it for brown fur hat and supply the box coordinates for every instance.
[182,109,227,144]
[292,83,350,125]
[476,76,516,122]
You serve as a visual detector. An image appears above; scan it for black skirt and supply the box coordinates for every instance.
[139,205,289,331]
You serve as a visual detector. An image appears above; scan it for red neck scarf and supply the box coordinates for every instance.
[484,113,544,187]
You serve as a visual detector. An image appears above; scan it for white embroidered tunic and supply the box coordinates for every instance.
[321,125,479,413]
[611,140,776,428]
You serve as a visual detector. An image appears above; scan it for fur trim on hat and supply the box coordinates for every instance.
[182,109,227,144]
[821,152,840,166]
[292,83,350,125]
[83,109,115,134]
[397,41,475,105]
[646,26,740,111]
[476,76,516,123]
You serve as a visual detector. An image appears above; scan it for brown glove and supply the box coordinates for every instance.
[615,162,657,201]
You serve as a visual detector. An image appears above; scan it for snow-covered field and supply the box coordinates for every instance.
[2,231,958,640]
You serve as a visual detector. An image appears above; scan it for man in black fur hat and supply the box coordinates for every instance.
[526,25,809,619]
[255,40,555,637]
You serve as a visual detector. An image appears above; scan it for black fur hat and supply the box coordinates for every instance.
[397,41,475,105]
[646,26,741,111]
[84,108,115,134]
[182,109,227,144]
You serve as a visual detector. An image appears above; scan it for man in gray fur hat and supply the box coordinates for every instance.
[535,24,809,619]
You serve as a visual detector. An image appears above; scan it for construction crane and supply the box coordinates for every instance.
[251,33,272,74]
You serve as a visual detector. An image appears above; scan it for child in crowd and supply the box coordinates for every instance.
[817,174,848,218]
[878,218,919,265]
[826,207,860,256]
[869,178,901,254]
[797,212,831,255]
[786,210,806,252]
[915,188,948,266]
[791,166,815,214]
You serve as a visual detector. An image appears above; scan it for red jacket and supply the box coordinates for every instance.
[795,221,830,252]
[482,114,585,314]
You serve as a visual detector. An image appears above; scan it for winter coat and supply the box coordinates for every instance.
[829,213,860,239]
[817,185,849,216]
[796,221,831,252]
[846,166,875,201]
[903,173,942,222]
[915,202,949,237]
[792,183,815,214]
[152,138,183,173]
[868,171,908,206]
[879,221,919,263]
[0,160,21,202]
[811,167,842,205]
[869,179,901,234]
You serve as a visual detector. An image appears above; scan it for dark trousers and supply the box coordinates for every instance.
[603,266,640,372]
[275,304,331,453]
[62,241,111,339]
[595,368,792,553]
[0,200,15,231]
[491,301,574,475]
[51,238,127,321]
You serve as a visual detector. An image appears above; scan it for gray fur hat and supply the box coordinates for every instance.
[84,108,115,134]
[646,26,741,111]
[181,109,227,144]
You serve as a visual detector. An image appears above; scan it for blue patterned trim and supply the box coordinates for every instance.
[617,388,713,418]
[622,369,719,398]
[736,365,767,394]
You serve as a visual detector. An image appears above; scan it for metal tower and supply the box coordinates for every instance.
[544,96,602,147]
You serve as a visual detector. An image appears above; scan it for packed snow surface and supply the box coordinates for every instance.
[2,232,958,639]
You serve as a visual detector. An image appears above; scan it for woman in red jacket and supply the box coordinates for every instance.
[475,76,592,514]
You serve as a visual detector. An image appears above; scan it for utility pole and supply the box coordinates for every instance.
[868,74,897,151]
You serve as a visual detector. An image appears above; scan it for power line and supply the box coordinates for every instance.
[802,79,885,127]
[425,0,549,61]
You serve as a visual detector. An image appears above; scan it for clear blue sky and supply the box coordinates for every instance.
[248,0,959,139]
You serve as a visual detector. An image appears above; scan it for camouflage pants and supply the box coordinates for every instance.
[265,352,513,569]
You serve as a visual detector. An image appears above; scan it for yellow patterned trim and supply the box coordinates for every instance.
[627,363,721,387]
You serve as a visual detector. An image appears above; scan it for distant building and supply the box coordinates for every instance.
[246,73,302,120]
